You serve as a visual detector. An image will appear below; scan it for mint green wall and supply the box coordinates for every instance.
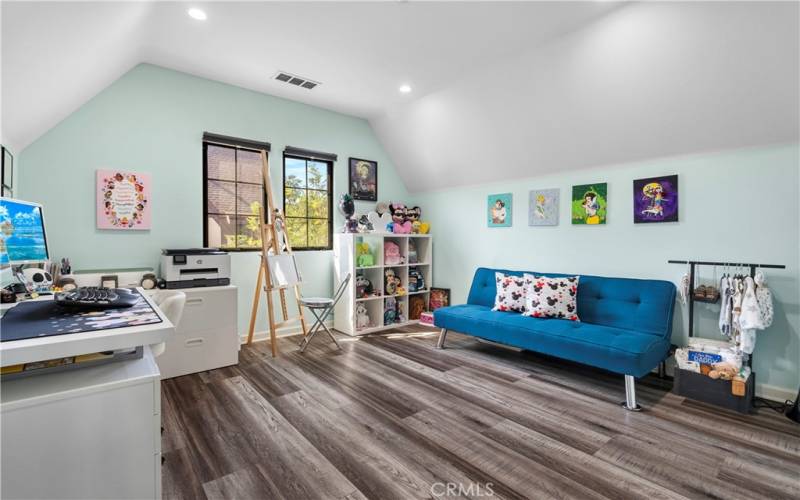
[18,64,410,339]
[415,145,800,397]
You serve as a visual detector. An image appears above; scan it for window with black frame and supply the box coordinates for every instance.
[283,148,335,250]
[203,133,270,251]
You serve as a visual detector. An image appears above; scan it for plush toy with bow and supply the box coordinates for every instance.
[389,202,413,233]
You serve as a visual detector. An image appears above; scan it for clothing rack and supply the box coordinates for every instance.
[668,260,786,338]
[668,259,787,411]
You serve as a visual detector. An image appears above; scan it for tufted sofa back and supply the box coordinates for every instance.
[467,267,676,338]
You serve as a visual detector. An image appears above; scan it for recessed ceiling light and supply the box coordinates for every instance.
[188,8,207,21]
[399,84,412,94]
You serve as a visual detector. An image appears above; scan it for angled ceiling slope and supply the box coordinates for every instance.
[1,1,618,154]
[372,1,800,192]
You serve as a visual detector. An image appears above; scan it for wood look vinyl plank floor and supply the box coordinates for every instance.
[162,327,800,500]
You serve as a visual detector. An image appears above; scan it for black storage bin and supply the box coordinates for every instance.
[673,368,755,414]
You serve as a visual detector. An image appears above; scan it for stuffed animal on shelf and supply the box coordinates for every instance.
[408,268,425,292]
[409,295,426,320]
[395,301,406,323]
[389,202,412,234]
[405,206,422,223]
[384,241,404,265]
[357,214,374,233]
[356,242,375,267]
[384,268,401,295]
[417,222,431,234]
[384,297,397,325]
[356,303,370,330]
[355,274,374,298]
[407,239,418,264]
[396,286,407,296]
[367,211,392,234]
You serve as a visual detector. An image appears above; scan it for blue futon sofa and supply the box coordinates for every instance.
[434,267,676,410]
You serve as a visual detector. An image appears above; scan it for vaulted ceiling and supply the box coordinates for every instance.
[3,1,798,192]
[1,1,617,153]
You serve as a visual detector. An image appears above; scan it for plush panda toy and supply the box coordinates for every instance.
[22,267,53,292]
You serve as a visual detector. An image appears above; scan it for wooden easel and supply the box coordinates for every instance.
[246,150,308,356]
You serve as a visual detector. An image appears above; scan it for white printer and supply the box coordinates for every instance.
[159,248,231,289]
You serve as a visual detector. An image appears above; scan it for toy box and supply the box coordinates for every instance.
[420,311,434,326]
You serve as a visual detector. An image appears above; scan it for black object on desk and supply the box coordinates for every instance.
[55,287,139,310]
[1,289,161,342]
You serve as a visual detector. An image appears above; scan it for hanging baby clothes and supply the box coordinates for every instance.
[738,276,760,354]
[679,272,690,306]
[754,271,774,329]
[718,275,733,337]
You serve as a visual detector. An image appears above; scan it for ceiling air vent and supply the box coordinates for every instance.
[273,71,321,90]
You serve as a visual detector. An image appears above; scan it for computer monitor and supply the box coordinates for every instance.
[0,197,50,266]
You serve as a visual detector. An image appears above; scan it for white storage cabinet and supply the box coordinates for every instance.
[334,233,432,336]
[151,285,239,379]
[1,348,163,499]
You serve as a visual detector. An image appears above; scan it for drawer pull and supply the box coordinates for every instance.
[186,298,204,306]
[185,338,205,347]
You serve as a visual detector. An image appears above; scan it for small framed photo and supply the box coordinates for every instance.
[2,146,13,196]
[429,288,451,310]
[349,157,378,201]
[100,275,119,289]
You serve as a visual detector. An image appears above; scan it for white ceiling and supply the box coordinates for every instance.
[1,1,619,154]
[3,2,797,192]
[373,1,800,192]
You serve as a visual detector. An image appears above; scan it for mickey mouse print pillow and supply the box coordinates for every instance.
[492,272,528,313]
[523,275,580,321]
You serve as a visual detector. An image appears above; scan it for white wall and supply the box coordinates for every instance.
[375,1,800,192]
[415,144,800,400]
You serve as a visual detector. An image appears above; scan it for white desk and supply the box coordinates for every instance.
[0,291,173,500]
[0,288,174,367]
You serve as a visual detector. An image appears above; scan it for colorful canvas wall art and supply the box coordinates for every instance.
[528,189,559,226]
[97,170,151,230]
[633,174,678,223]
[571,183,607,225]
[488,193,512,227]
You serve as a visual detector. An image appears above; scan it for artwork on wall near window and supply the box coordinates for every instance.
[349,157,378,201]
[571,183,607,225]
[528,188,559,226]
[429,288,451,310]
[96,169,151,230]
[1,146,13,197]
[488,193,512,227]
[633,174,678,223]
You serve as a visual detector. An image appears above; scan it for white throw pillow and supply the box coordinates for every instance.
[492,272,528,313]
[523,275,580,321]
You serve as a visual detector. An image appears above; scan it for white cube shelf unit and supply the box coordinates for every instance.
[334,233,432,336]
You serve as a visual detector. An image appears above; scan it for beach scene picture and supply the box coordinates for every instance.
[0,198,48,264]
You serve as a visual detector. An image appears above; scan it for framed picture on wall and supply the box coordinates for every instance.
[1,146,13,196]
[488,193,512,227]
[529,188,559,226]
[97,169,152,230]
[429,288,451,310]
[633,174,678,223]
[349,157,378,201]
[571,183,607,225]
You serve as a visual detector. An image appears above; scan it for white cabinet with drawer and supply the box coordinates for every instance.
[152,285,239,379]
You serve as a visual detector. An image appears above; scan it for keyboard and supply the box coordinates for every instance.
[55,287,140,310]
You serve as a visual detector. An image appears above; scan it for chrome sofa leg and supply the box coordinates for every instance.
[621,375,642,411]
[436,328,448,349]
